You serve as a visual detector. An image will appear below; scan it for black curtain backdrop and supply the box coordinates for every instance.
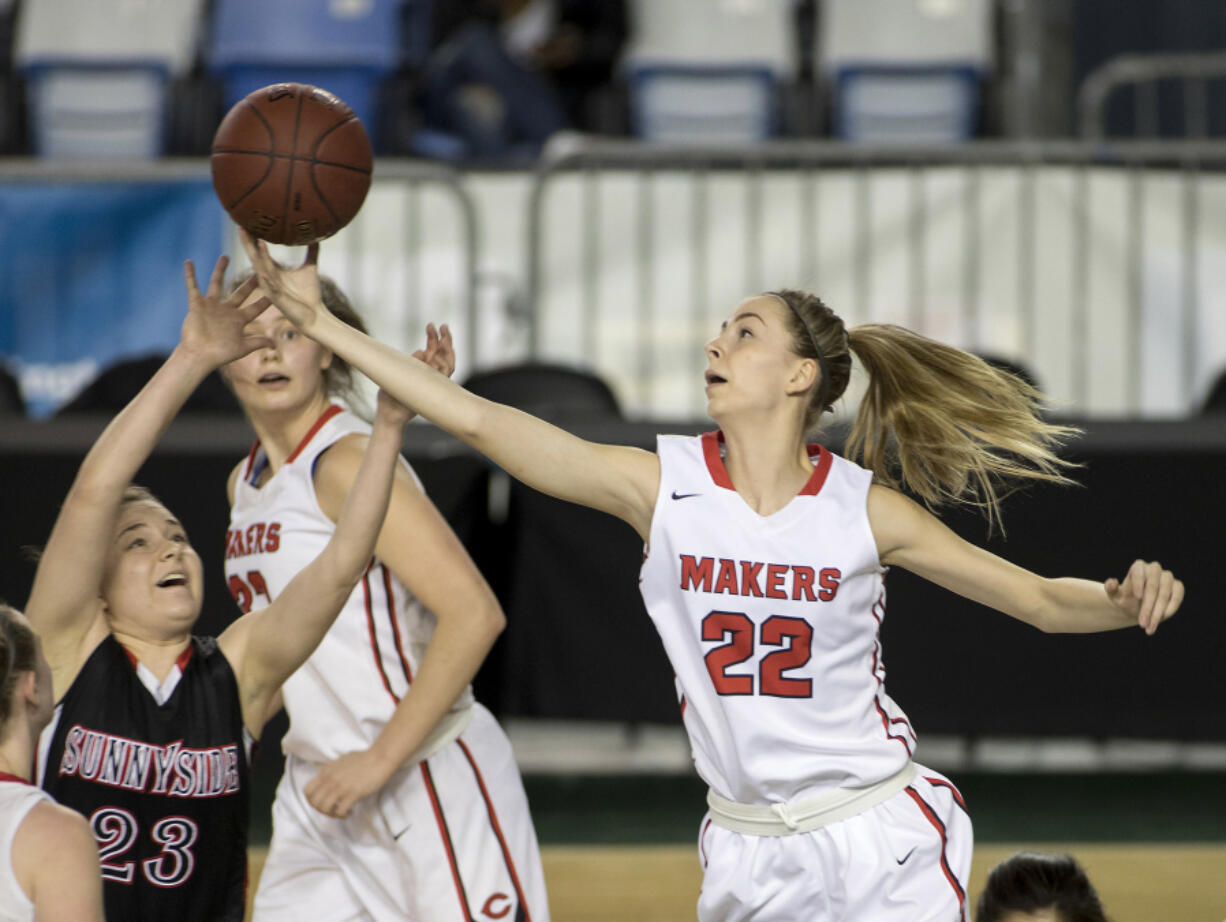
[2,416,1222,740]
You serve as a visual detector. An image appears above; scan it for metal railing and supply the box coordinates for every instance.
[1079,52,1226,140]
[526,137,1226,419]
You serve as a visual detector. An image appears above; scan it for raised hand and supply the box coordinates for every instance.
[411,323,456,378]
[236,227,328,332]
[1105,559,1184,635]
[181,255,272,368]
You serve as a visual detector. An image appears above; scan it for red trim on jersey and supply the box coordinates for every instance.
[701,431,832,496]
[700,432,735,488]
[382,565,414,685]
[175,644,194,671]
[925,776,968,813]
[904,785,966,911]
[361,564,399,704]
[421,760,474,920]
[798,443,833,495]
[457,739,532,921]
[284,404,345,465]
[0,771,32,785]
[242,440,261,480]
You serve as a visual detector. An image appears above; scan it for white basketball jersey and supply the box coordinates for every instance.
[225,404,473,763]
[0,776,50,922]
[640,432,915,805]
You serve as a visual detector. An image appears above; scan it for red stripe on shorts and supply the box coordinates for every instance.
[904,785,966,912]
[457,738,532,922]
[925,776,968,813]
[422,760,475,921]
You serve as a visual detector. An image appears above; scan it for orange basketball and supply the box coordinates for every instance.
[210,83,372,245]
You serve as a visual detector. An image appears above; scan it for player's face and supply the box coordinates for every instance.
[226,300,334,415]
[703,296,808,423]
[101,501,203,637]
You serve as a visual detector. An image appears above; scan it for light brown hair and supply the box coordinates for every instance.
[770,288,1079,531]
[0,603,37,727]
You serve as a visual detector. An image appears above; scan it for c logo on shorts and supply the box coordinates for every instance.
[481,893,511,919]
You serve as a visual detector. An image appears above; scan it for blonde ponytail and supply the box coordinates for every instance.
[844,324,1080,531]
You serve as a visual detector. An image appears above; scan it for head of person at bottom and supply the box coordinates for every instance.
[0,603,55,752]
[976,852,1111,922]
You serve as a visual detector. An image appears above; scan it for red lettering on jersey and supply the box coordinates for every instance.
[679,554,714,592]
[792,566,816,601]
[818,567,842,601]
[765,563,788,599]
[739,561,764,597]
[481,893,511,919]
[713,559,738,594]
[246,524,264,553]
[224,530,240,560]
[265,522,280,552]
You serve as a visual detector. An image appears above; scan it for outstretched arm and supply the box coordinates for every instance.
[868,485,1184,634]
[220,390,409,737]
[238,231,660,539]
[25,258,270,698]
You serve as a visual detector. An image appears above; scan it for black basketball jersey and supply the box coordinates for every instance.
[41,634,250,922]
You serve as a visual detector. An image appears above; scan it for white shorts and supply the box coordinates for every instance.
[697,766,972,922]
[253,704,550,922]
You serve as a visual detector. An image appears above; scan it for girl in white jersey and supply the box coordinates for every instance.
[241,232,1184,922]
[0,604,103,922]
[221,273,548,921]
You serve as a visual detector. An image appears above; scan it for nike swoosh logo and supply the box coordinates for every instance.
[671,491,701,500]
[896,846,917,865]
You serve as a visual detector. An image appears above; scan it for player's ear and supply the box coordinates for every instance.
[785,357,818,397]
[319,347,333,373]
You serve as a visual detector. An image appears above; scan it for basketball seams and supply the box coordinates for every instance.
[278,92,305,242]
[211,149,371,174]
[220,101,277,211]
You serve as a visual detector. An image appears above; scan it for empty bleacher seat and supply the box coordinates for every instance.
[623,0,791,143]
[822,0,992,143]
[207,0,405,135]
[13,0,206,159]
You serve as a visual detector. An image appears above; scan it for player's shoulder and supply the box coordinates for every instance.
[15,797,94,854]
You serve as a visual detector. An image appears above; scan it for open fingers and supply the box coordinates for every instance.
[236,294,272,325]
[183,260,201,298]
[207,253,230,297]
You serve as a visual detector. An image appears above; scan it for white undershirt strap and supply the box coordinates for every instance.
[707,761,916,836]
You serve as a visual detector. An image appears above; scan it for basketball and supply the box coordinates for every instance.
[210,83,372,246]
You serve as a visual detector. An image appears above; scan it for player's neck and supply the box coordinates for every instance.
[719,420,814,516]
[246,392,335,473]
[111,631,193,683]
[0,733,35,783]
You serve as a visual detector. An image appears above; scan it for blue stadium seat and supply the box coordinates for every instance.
[628,65,779,143]
[622,0,789,143]
[207,0,405,133]
[821,0,991,143]
[833,65,982,143]
[13,0,205,159]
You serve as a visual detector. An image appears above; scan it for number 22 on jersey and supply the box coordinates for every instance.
[702,610,813,698]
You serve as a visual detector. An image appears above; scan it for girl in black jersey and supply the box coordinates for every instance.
[25,256,408,922]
